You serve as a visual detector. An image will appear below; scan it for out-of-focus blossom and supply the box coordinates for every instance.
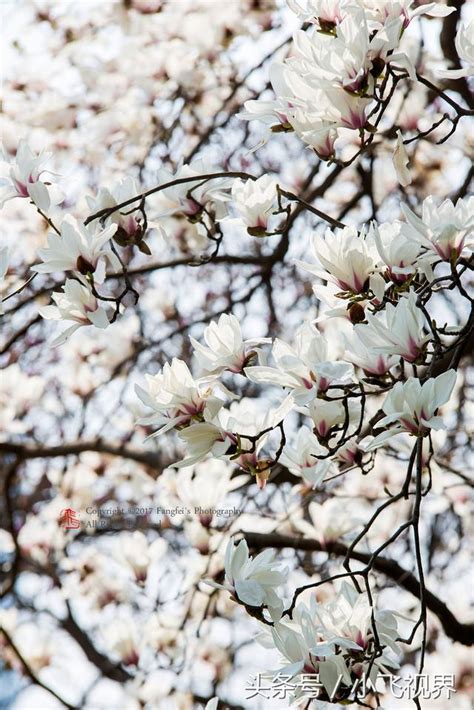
[156,161,232,220]
[0,245,10,315]
[108,617,140,666]
[205,538,286,618]
[190,313,269,376]
[39,278,111,346]
[365,370,457,450]
[33,215,120,283]
[116,531,167,583]
[401,196,474,262]
[437,20,474,79]
[393,131,412,187]
[292,498,359,543]
[0,364,44,435]
[166,460,248,526]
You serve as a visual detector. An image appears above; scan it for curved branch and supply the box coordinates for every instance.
[0,440,169,477]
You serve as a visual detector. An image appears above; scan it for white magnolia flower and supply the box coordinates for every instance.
[393,131,412,187]
[170,460,248,524]
[293,499,359,543]
[0,140,54,211]
[33,215,120,283]
[437,20,474,79]
[205,538,286,618]
[86,177,146,245]
[365,370,457,450]
[365,290,430,363]
[401,196,474,262]
[371,221,421,284]
[0,246,10,315]
[39,279,111,346]
[344,323,396,376]
[116,531,167,583]
[229,175,279,235]
[363,0,455,26]
[303,398,360,442]
[238,62,296,132]
[190,313,269,376]
[279,426,333,487]
[265,583,400,700]
[108,617,140,666]
[156,160,232,220]
[176,421,231,469]
[245,322,353,404]
[177,396,293,487]
[287,0,345,29]
[304,225,379,296]
[136,358,224,437]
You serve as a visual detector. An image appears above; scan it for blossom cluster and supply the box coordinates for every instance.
[135,192,470,487]
[241,0,455,159]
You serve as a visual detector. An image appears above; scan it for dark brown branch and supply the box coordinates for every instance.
[0,626,78,709]
[0,440,169,477]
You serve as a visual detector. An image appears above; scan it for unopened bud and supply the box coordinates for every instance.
[349,302,365,324]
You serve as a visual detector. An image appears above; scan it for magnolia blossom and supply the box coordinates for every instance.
[86,177,150,251]
[437,20,474,79]
[393,131,412,187]
[303,398,359,443]
[177,396,293,487]
[279,426,333,487]
[238,62,297,133]
[366,369,457,450]
[108,617,140,666]
[33,216,120,283]
[229,175,279,235]
[163,460,248,526]
[401,196,474,262]
[363,0,455,25]
[135,358,223,437]
[304,225,380,297]
[287,0,345,29]
[365,290,430,363]
[0,140,54,211]
[156,160,232,220]
[344,323,396,376]
[371,221,421,284]
[245,322,353,404]
[205,538,286,618]
[39,279,111,346]
[263,584,400,700]
[176,421,231,469]
[293,498,359,544]
[190,313,269,376]
[240,0,448,157]
[116,531,167,583]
